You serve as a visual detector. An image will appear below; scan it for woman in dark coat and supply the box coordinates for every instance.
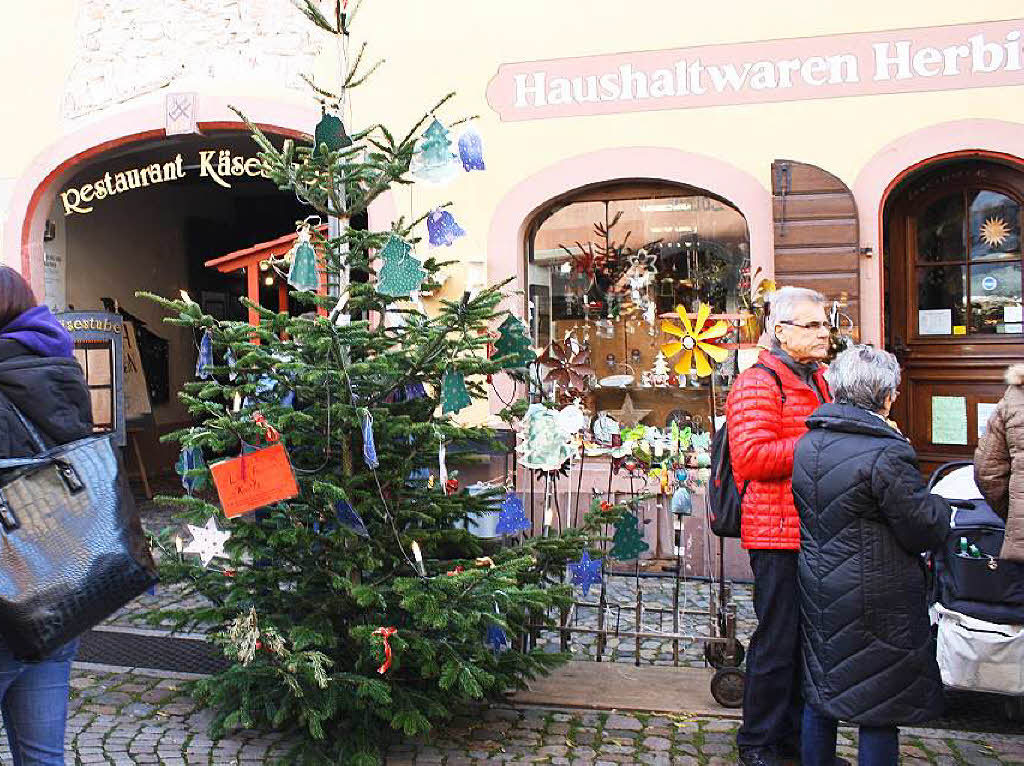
[0,265,92,765]
[792,345,950,766]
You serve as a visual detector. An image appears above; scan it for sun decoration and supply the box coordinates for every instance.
[537,340,595,392]
[981,216,1011,248]
[661,303,730,378]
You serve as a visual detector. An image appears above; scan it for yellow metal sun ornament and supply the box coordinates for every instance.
[661,303,731,377]
[981,216,1011,248]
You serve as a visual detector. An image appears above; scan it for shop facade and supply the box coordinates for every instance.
[2,2,1024,492]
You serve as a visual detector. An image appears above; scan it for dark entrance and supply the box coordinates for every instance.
[885,158,1024,473]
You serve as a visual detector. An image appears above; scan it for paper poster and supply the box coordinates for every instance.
[978,402,998,439]
[210,444,299,518]
[953,325,966,335]
[919,309,952,335]
[1004,305,1023,323]
[931,396,967,445]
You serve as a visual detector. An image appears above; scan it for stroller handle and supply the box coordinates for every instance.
[926,460,975,493]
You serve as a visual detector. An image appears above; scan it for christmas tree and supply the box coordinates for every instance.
[650,350,670,385]
[138,4,610,764]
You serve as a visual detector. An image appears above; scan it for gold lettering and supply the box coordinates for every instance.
[162,160,177,181]
[79,183,94,202]
[244,157,262,177]
[94,182,108,200]
[125,168,141,189]
[148,163,163,183]
[175,153,185,179]
[231,154,245,176]
[60,188,91,216]
[200,150,230,189]
[114,172,129,193]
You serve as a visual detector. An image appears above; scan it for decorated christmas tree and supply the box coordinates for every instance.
[137,4,613,764]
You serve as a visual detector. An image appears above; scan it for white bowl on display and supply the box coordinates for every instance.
[599,374,634,388]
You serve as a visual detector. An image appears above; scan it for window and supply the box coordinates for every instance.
[915,189,1024,336]
[527,182,751,431]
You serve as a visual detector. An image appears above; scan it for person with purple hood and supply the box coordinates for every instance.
[0,265,92,765]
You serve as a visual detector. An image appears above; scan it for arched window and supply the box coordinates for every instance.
[527,180,750,350]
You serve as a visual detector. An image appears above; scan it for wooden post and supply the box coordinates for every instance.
[246,266,261,345]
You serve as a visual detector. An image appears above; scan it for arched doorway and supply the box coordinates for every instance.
[884,157,1024,472]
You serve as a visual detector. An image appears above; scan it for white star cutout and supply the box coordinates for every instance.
[182,516,231,567]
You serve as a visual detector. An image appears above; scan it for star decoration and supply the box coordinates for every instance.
[661,303,730,378]
[182,516,231,567]
[537,340,594,392]
[568,550,603,596]
[981,216,1011,248]
[609,393,651,427]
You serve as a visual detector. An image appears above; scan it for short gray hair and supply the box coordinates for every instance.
[767,286,827,330]
[826,345,901,413]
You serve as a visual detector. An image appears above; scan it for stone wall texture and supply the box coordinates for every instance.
[64,0,328,119]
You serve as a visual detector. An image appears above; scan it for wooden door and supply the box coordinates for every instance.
[886,160,1024,473]
[772,159,862,339]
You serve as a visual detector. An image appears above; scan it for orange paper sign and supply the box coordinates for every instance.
[209,443,299,518]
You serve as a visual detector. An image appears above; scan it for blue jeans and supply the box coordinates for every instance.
[802,703,899,766]
[0,636,78,766]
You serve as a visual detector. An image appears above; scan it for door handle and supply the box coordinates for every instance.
[892,336,909,363]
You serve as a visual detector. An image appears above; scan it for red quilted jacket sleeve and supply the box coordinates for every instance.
[726,368,800,481]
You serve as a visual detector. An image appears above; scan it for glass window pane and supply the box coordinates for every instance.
[970,190,1020,261]
[917,194,965,263]
[917,265,966,335]
[970,261,1022,334]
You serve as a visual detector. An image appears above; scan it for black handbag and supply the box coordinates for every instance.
[0,400,157,661]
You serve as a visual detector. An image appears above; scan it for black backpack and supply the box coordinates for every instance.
[708,363,784,538]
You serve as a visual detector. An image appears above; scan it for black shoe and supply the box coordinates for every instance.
[739,747,782,766]
[775,743,851,766]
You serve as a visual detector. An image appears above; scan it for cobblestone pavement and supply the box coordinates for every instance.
[0,663,1010,765]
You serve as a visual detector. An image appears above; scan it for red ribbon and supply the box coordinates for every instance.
[373,627,397,674]
[251,411,279,443]
[446,565,465,576]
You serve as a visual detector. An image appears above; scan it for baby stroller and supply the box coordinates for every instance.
[927,461,1024,721]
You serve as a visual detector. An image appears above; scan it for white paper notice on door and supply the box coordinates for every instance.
[1004,305,1023,324]
[919,309,952,335]
[978,402,998,439]
[932,396,967,445]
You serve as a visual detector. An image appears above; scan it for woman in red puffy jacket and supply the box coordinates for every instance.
[725,286,834,766]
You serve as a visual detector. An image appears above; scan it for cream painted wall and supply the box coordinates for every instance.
[4,0,1024,350]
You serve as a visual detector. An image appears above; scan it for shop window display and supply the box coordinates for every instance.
[528,187,753,439]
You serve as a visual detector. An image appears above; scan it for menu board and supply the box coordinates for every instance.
[58,312,126,447]
[931,395,967,446]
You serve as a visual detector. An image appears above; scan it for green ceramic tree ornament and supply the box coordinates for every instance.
[611,510,650,560]
[376,235,426,298]
[441,369,472,414]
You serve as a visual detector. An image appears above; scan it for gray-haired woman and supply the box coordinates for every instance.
[791,346,950,766]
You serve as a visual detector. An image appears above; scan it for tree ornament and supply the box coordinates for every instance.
[176,446,208,496]
[492,315,536,370]
[372,627,398,674]
[287,223,320,292]
[182,516,232,567]
[440,370,472,414]
[360,410,379,469]
[458,126,486,172]
[225,348,237,381]
[609,393,652,428]
[568,550,603,596]
[496,492,530,535]
[517,403,576,472]
[438,439,448,487]
[661,303,730,377]
[611,510,650,560]
[411,118,460,184]
[335,499,369,538]
[196,329,214,379]
[314,109,352,153]
[426,208,466,248]
[671,486,693,516]
[376,234,427,298]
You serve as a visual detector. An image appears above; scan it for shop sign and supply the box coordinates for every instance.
[58,311,127,447]
[59,149,271,217]
[487,18,1024,121]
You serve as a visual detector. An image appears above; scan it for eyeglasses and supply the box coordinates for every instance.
[779,320,833,331]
